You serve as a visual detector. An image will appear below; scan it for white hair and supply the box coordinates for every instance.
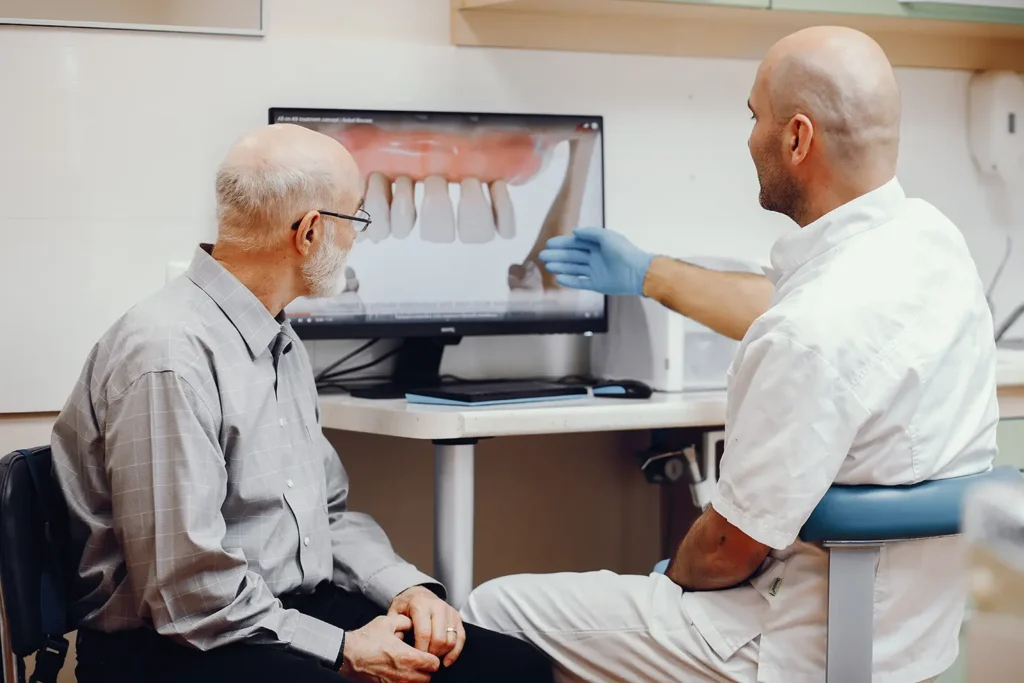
[215,153,340,251]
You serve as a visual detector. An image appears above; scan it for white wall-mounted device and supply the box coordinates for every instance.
[591,256,762,392]
[968,70,1024,182]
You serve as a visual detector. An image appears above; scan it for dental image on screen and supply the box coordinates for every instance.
[271,109,606,329]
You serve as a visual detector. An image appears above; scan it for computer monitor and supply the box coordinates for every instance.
[268,107,607,395]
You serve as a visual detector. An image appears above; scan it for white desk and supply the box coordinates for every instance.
[319,386,1024,608]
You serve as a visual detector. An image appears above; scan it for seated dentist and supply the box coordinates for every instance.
[51,124,554,683]
[460,26,999,683]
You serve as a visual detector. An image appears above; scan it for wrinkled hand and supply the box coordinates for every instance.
[340,614,440,683]
[539,227,655,296]
[388,586,466,668]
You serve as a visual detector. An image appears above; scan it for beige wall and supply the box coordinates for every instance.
[0,0,260,30]
[0,414,57,455]
[0,0,158,24]
[158,0,261,30]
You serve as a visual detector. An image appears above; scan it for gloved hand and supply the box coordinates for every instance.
[538,227,655,296]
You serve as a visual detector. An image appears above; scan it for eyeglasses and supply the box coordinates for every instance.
[291,208,372,233]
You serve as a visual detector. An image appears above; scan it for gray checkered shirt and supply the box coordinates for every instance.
[52,244,440,665]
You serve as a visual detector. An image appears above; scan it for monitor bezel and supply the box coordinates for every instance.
[268,106,609,341]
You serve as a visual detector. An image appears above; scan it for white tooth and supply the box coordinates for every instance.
[489,180,515,239]
[390,175,416,240]
[363,172,391,243]
[419,175,455,243]
[457,177,496,244]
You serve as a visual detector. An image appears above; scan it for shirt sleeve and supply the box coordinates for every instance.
[712,333,871,550]
[104,370,344,665]
[317,431,444,607]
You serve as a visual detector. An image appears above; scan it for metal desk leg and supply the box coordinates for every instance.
[433,439,476,609]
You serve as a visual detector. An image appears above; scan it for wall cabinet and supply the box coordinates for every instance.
[651,0,769,8]
[451,0,1024,70]
[771,0,1024,25]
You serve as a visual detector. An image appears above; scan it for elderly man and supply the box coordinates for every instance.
[461,26,998,683]
[52,124,554,683]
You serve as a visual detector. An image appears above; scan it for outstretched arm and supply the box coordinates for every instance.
[540,227,774,341]
[643,256,774,341]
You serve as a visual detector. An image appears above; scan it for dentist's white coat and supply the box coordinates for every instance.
[462,179,998,683]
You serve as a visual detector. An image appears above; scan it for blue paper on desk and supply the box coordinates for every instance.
[405,381,588,406]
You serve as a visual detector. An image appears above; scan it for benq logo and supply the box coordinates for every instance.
[441,327,457,334]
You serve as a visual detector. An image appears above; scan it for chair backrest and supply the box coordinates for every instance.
[0,447,73,682]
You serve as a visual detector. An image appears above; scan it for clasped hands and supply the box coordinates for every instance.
[340,586,465,683]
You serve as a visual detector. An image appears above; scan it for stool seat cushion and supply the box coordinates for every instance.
[799,465,1022,544]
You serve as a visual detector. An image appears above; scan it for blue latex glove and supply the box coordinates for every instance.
[538,227,655,296]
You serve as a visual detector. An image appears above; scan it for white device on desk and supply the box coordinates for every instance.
[591,256,764,392]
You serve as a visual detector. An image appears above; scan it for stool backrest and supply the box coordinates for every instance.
[799,465,1024,544]
[0,447,74,683]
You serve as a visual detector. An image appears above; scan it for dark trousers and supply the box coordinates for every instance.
[75,584,554,683]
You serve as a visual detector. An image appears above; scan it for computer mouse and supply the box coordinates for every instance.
[592,379,653,399]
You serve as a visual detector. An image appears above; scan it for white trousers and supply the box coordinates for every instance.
[461,569,943,683]
[461,569,759,683]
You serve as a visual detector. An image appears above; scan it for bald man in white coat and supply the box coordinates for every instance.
[460,26,997,683]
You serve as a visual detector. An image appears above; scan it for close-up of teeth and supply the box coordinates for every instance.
[340,130,597,297]
[358,173,518,245]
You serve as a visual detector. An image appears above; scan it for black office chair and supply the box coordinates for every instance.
[0,447,74,683]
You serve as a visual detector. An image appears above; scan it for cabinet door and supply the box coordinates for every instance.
[771,0,1024,24]
[644,0,771,9]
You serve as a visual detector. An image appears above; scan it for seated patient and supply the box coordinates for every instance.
[461,27,999,683]
[51,123,553,683]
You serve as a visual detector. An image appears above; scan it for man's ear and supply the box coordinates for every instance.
[293,210,320,256]
[785,114,814,166]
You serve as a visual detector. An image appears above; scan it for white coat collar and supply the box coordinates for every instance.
[763,177,907,285]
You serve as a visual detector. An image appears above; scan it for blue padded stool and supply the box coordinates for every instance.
[653,465,1023,683]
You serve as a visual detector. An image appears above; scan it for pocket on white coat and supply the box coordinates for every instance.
[681,558,787,663]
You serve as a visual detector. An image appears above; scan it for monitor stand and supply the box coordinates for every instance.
[348,336,462,400]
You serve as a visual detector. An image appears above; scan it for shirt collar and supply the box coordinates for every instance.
[765,177,907,285]
[186,244,292,359]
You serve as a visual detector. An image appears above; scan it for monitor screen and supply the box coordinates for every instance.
[268,108,607,340]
